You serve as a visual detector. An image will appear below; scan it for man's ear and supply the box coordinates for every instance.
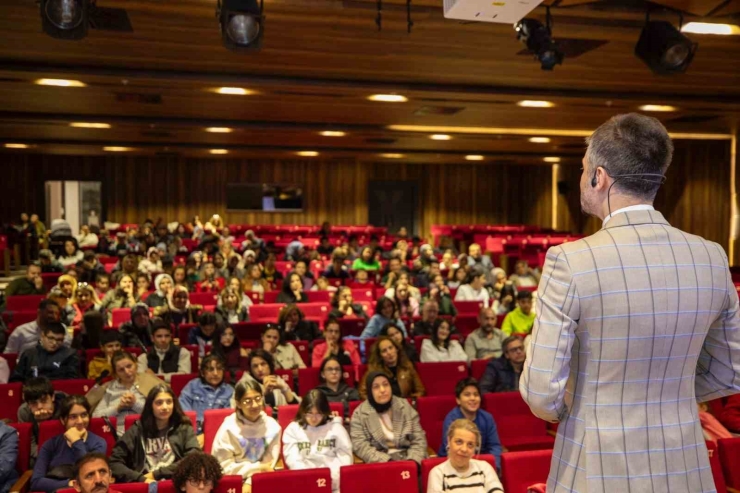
[73,480,81,492]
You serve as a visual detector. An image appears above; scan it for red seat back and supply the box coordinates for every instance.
[232,322,268,340]
[189,292,219,306]
[177,323,198,344]
[9,422,32,474]
[250,303,285,321]
[470,359,488,380]
[125,411,197,432]
[348,399,362,418]
[421,455,496,492]
[300,303,332,319]
[500,449,552,493]
[252,467,332,493]
[170,373,198,396]
[6,310,37,331]
[340,461,418,493]
[275,369,295,391]
[415,362,469,396]
[263,291,280,304]
[454,315,479,336]
[306,291,332,303]
[350,288,376,302]
[53,379,96,396]
[6,295,45,312]
[484,392,551,451]
[707,440,728,493]
[38,418,118,456]
[719,437,740,489]
[112,308,131,328]
[454,301,485,315]
[288,340,310,367]
[337,318,366,337]
[0,383,22,421]
[416,395,456,452]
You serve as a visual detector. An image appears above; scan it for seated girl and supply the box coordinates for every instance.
[31,395,107,493]
[350,371,427,465]
[311,318,361,367]
[259,325,306,370]
[314,356,360,405]
[110,385,200,483]
[212,380,282,493]
[278,305,321,342]
[328,287,368,319]
[179,354,234,435]
[211,325,248,374]
[359,336,425,400]
[282,390,352,493]
[235,349,300,408]
[420,319,468,363]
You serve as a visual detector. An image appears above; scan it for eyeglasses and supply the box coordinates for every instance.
[44,334,66,344]
[240,395,263,406]
[507,346,525,354]
[323,367,341,373]
[187,480,214,488]
[305,413,324,419]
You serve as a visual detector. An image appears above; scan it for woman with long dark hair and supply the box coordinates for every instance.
[210,325,248,374]
[360,296,407,338]
[420,319,468,363]
[358,336,425,400]
[314,356,360,405]
[277,305,320,342]
[276,272,308,304]
[234,349,299,408]
[282,390,352,492]
[110,385,199,483]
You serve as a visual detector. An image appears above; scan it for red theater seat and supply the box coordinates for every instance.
[6,295,45,312]
[189,292,219,306]
[719,436,740,490]
[707,440,728,493]
[111,308,131,328]
[470,359,488,380]
[275,369,295,391]
[351,288,376,302]
[340,461,418,493]
[38,418,118,456]
[454,315,479,336]
[500,449,552,493]
[484,392,555,452]
[6,310,37,330]
[421,455,496,492]
[415,362,469,396]
[53,379,95,396]
[337,318,366,337]
[288,340,310,367]
[300,303,332,319]
[0,383,22,421]
[416,395,456,453]
[453,301,485,315]
[232,321,268,340]
[170,373,198,396]
[250,303,285,320]
[252,468,332,493]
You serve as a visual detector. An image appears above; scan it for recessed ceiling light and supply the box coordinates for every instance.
[368,94,408,103]
[638,104,678,112]
[529,137,551,143]
[517,100,555,108]
[430,134,452,141]
[544,157,561,163]
[205,127,233,133]
[70,122,111,129]
[681,22,740,35]
[380,153,405,159]
[4,143,29,149]
[465,155,484,161]
[213,87,252,95]
[209,149,229,155]
[297,151,319,157]
[320,131,346,137]
[35,78,86,87]
[103,146,133,152]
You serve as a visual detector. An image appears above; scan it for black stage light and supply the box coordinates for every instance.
[515,18,563,71]
[635,20,697,75]
[217,0,264,51]
[41,0,89,40]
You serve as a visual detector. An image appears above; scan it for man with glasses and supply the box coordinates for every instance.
[480,336,526,394]
[10,322,79,381]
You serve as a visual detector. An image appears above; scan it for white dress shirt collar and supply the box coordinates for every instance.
[602,204,655,227]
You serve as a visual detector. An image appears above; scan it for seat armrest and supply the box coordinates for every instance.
[10,470,32,493]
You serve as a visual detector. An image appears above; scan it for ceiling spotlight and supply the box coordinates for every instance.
[681,22,740,36]
[529,137,551,143]
[517,100,554,108]
[430,134,452,141]
[368,94,408,103]
[213,87,252,95]
[205,127,233,133]
[465,155,484,161]
[380,153,404,159]
[103,146,132,152]
[40,0,88,40]
[638,104,678,112]
[210,149,229,154]
[217,0,264,51]
[4,143,30,149]
[515,11,563,70]
[35,78,86,87]
[297,151,319,157]
[635,19,697,75]
[70,122,111,129]
[320,131,346,137]
[543,156,561,163]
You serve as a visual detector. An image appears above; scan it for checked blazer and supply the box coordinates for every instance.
[521,209,740,493]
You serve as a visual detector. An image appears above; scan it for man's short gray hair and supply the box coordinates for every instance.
[586,113,673,200]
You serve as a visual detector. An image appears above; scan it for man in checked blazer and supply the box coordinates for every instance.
[522,113,740,493]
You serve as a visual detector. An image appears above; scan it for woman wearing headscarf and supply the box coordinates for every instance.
[138,247,163,274]
[145,273,174,308]
[350,371,427,465]
[154,285,203,328]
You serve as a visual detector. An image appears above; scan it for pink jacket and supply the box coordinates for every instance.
[311,340,361,367]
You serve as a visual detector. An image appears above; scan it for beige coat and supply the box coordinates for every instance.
[522,209,740,493]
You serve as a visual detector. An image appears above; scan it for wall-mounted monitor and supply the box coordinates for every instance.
[226,183,304,212]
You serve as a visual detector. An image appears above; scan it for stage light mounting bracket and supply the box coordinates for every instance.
[216,0,265,51]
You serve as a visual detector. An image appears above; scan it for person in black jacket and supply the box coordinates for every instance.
[110,384,199,483]
[275,272,308,304]
[137,319,191,383]
[278,304,321,342]
[10,323,79,382]
[480,336,526,394]
[329,286,368,320]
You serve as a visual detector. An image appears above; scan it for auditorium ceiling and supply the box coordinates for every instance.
[0,0,738,163]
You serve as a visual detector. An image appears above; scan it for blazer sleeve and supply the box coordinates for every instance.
[695,256,740,402]
[520,246,580,422]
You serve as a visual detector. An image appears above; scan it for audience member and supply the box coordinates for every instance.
[466,243,494,285]
[100,274,138,315]
[137,319,191,383]
[18,377,67,463]
[71,453,117,493]
[351,247,380,271]
[222,277,253,314]
[154,286,203,328]
[48,286,75,326]
[3,263,45,300]
[448,267,468,290]
[381,257,406,287]
[194,262,225,293]
[11,322,79,381]
[361,297,407,338]
[384,272,421,301]
[86,330,122,379]
[172,452,223,493]
[311,276,336,293]
[118,303,154,348]
[501,291,535,337]
[282,390,352,492]
[276,272,308,304]
[211,325,248,374]
[31,395,107,493]
[394,284,419,318]
[110,385,199,483]
[244,265,269,299]
[428,419,503,493]
[480,336,526,393]
[0,356,8,384]
[179,354,234,435]
[352,269,370,285]
[76,225,99,249]
[70,283,101,328]
[314,356,360,405]
[464,308,505,361]
[359,336,424,399]
[172,266,190,291]
[0,421,18,493]
[76,252,106,284]
[324,253,350,280]
[420,319,467,363]
[212,380,281,493]
[38,249,63,274]
[222,253,245,281]
[351,372,427,464]
[111,254,139,285]
[316,236,334,256]
[508,260,540,288]
[293,260,315,290]
[699,402,733,445]
[414,300,440,336]
[94,273,111,301]
[284,240,305,262]
[380,323,419,363]
[425,275,458,316]
[311,318,361,367]
[90,351,161,435]
[235,349,299,407]
[278,305,321,342]
[145,274,173,308]
[259,325,305,370]
[59,240,84,268]
[454,266,495,309]
[329,286,368,319]
[4,299,70,355]
[189,312,219,357]
[437,378,502,469]
[261,253,283,288]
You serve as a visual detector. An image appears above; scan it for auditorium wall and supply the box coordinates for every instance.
[1,138,731,256]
